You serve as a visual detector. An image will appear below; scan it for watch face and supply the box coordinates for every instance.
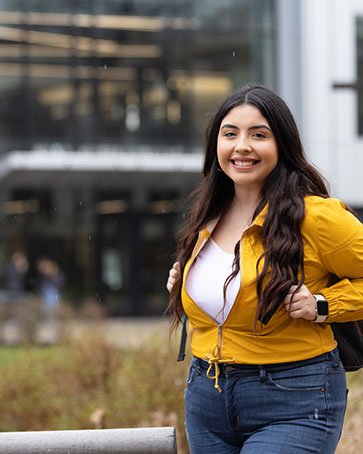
[317,299,329,316]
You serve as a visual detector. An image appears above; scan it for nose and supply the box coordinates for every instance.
[234,134,252,153]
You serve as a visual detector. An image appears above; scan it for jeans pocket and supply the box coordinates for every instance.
[264,368,328,421]
[266,367,326,393]
[186,358,202,386]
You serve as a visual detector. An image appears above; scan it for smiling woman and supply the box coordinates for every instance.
[166,84,363,454]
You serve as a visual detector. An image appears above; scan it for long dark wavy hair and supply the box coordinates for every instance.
[166,84,330,332]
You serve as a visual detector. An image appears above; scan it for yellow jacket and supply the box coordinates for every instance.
[181,196,363,368]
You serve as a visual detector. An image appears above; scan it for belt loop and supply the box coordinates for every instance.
[258,366,266,382]
[329,349,340,367]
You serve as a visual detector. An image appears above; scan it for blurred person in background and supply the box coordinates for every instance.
[36,257,64,318]
[2,251,29,296]
[166,84,363,454]
[0,251,30,324]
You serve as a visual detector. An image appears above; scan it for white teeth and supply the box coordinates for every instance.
[233,160,256,167]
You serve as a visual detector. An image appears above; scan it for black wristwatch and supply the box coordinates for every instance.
[313,294,329,323]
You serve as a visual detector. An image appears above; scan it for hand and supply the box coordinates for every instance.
[166,262,181,293]
[283,284,317,321]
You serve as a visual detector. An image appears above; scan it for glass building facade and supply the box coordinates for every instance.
[357,17,363,136]
[0,0,276,315]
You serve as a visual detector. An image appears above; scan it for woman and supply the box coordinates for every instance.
[166,84,363,453]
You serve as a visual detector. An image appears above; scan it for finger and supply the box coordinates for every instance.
[174,261,180,271]
[286,285,298,296]
[168,274,178,287]
[166,281,172,293]
[288,308,306,319]
[285,300,303,312]
[166,276,176,292]
[285,301,303,317]
[168,275,177,284]
[169,268,180,279]
[284,284,308,304]
[285,299,316,320]
[170,262,180,274]
[283,292,298,305]
[167,273,179,293]
[166,262,181,293]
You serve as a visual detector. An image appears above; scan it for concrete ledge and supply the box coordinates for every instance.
[0,427,177,454]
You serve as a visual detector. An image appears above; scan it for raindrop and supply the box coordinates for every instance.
[79,200,83,206]
[88,235,92,241]
[232,51,236,57]
[104,64,107,69]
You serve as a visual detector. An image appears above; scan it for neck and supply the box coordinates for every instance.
[231,185,262,215]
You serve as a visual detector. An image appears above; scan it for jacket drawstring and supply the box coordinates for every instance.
[206,344,234,393]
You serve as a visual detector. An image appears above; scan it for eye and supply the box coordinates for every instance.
[223,131,237,138]
[252,132,266,139]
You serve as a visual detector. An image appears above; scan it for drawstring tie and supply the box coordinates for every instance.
[205,344,234,393]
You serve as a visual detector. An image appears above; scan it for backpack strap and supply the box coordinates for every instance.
[177,313,188,362]
[259,286,291,325]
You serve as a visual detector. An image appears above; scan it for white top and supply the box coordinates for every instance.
[185,238,240,325]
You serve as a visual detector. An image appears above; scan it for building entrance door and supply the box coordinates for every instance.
[96,211,176,316]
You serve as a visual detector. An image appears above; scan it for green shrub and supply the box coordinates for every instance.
[0,325,191,452]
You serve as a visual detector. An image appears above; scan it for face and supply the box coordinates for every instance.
[217,104,278,193]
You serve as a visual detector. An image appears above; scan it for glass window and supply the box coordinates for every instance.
[0,0,276,153]
[0,0,276,313]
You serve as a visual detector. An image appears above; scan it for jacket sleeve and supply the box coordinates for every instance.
[315,199,363,322]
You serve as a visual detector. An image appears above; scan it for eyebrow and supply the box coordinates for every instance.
[220,123,272,132]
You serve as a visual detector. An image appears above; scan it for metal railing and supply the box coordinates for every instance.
[0,427,177,454]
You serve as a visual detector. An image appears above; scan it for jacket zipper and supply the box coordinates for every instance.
[218,324,223,358]
[185,226,250,361]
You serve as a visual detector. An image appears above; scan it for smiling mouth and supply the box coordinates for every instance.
[231,159,259,167]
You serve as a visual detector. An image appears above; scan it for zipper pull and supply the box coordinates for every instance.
[218,324,222,350]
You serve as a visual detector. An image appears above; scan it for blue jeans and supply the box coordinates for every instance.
[185,349,347,454]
